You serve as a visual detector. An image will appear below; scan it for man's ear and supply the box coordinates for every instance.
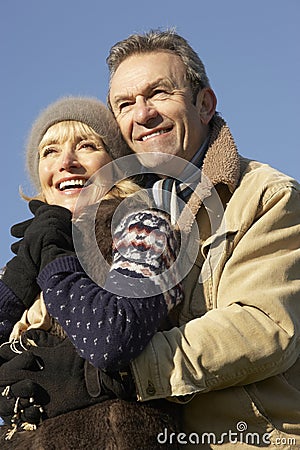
[195,88,217,125]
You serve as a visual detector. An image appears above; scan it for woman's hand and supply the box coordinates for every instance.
[25,200,74,271]
[1,200,74,308]
[1,215,40,308]
[0,330,132,429]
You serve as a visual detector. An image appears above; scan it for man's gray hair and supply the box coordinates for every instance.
[106,29,211,101]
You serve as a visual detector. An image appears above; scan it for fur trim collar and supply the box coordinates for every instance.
[203,115,240,191]
[177,115,240,232]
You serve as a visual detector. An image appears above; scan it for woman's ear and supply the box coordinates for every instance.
[196,88,217,125]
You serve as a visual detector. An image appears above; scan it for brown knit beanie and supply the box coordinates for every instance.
[26,96,132,191]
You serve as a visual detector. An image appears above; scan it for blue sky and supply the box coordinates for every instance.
[0,0,299,267]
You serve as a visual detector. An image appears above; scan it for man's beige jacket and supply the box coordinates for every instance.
[131,116,300,449]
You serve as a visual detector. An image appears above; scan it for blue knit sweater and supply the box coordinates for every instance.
[0,210,183,371]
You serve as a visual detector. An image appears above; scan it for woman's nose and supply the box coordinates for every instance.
[133,96,158,124]
[59,149,81,171]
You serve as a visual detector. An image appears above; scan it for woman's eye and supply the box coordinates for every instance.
[41,147,57,157]
[78,142,97,150]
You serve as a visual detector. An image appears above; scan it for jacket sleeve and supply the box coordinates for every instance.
[130,179,300,400]
[38,210,183,371]
[0,280,25,344]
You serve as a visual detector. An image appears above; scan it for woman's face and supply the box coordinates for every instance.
[38,123,112,213]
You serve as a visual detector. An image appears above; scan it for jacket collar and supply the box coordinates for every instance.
[203,114,240,192]
[177,115,240,232]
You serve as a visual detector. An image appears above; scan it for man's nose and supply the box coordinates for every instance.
[133,96,158,124]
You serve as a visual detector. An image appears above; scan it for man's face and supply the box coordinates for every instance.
[109,51,215,168]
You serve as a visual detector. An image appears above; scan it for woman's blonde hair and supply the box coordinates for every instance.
[39,120,105,151]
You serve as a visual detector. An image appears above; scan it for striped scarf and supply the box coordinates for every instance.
[151,137,209,224]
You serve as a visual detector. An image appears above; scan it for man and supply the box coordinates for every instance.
[106,30,300,448]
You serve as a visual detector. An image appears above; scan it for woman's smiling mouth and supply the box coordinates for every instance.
[57,178,87,191]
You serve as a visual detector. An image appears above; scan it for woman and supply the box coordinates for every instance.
[0,96,182,448]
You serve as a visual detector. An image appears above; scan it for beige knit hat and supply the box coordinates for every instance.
[26,96,132,191]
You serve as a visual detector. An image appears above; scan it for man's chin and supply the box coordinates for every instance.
[136,152,185,177]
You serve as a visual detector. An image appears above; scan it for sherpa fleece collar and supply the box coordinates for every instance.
[177,115,240,232]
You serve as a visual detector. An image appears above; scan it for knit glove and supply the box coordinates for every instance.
[25,200,74,272]
[1,220,40,307]
[0,330,114,427]
[0,336,46,427]
[2,201,74,308]
[0,330,137,430]
[0,358,43,427]
[3,201,73,309]
[10,218,34,255]
[0,338,36,366]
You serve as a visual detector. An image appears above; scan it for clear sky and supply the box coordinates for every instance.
[0,0,299,267]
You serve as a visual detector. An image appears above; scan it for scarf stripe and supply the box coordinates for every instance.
[151,137,209,223]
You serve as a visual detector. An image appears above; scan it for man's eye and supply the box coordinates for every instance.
[119,101,132,111]
[152,89,169,98]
